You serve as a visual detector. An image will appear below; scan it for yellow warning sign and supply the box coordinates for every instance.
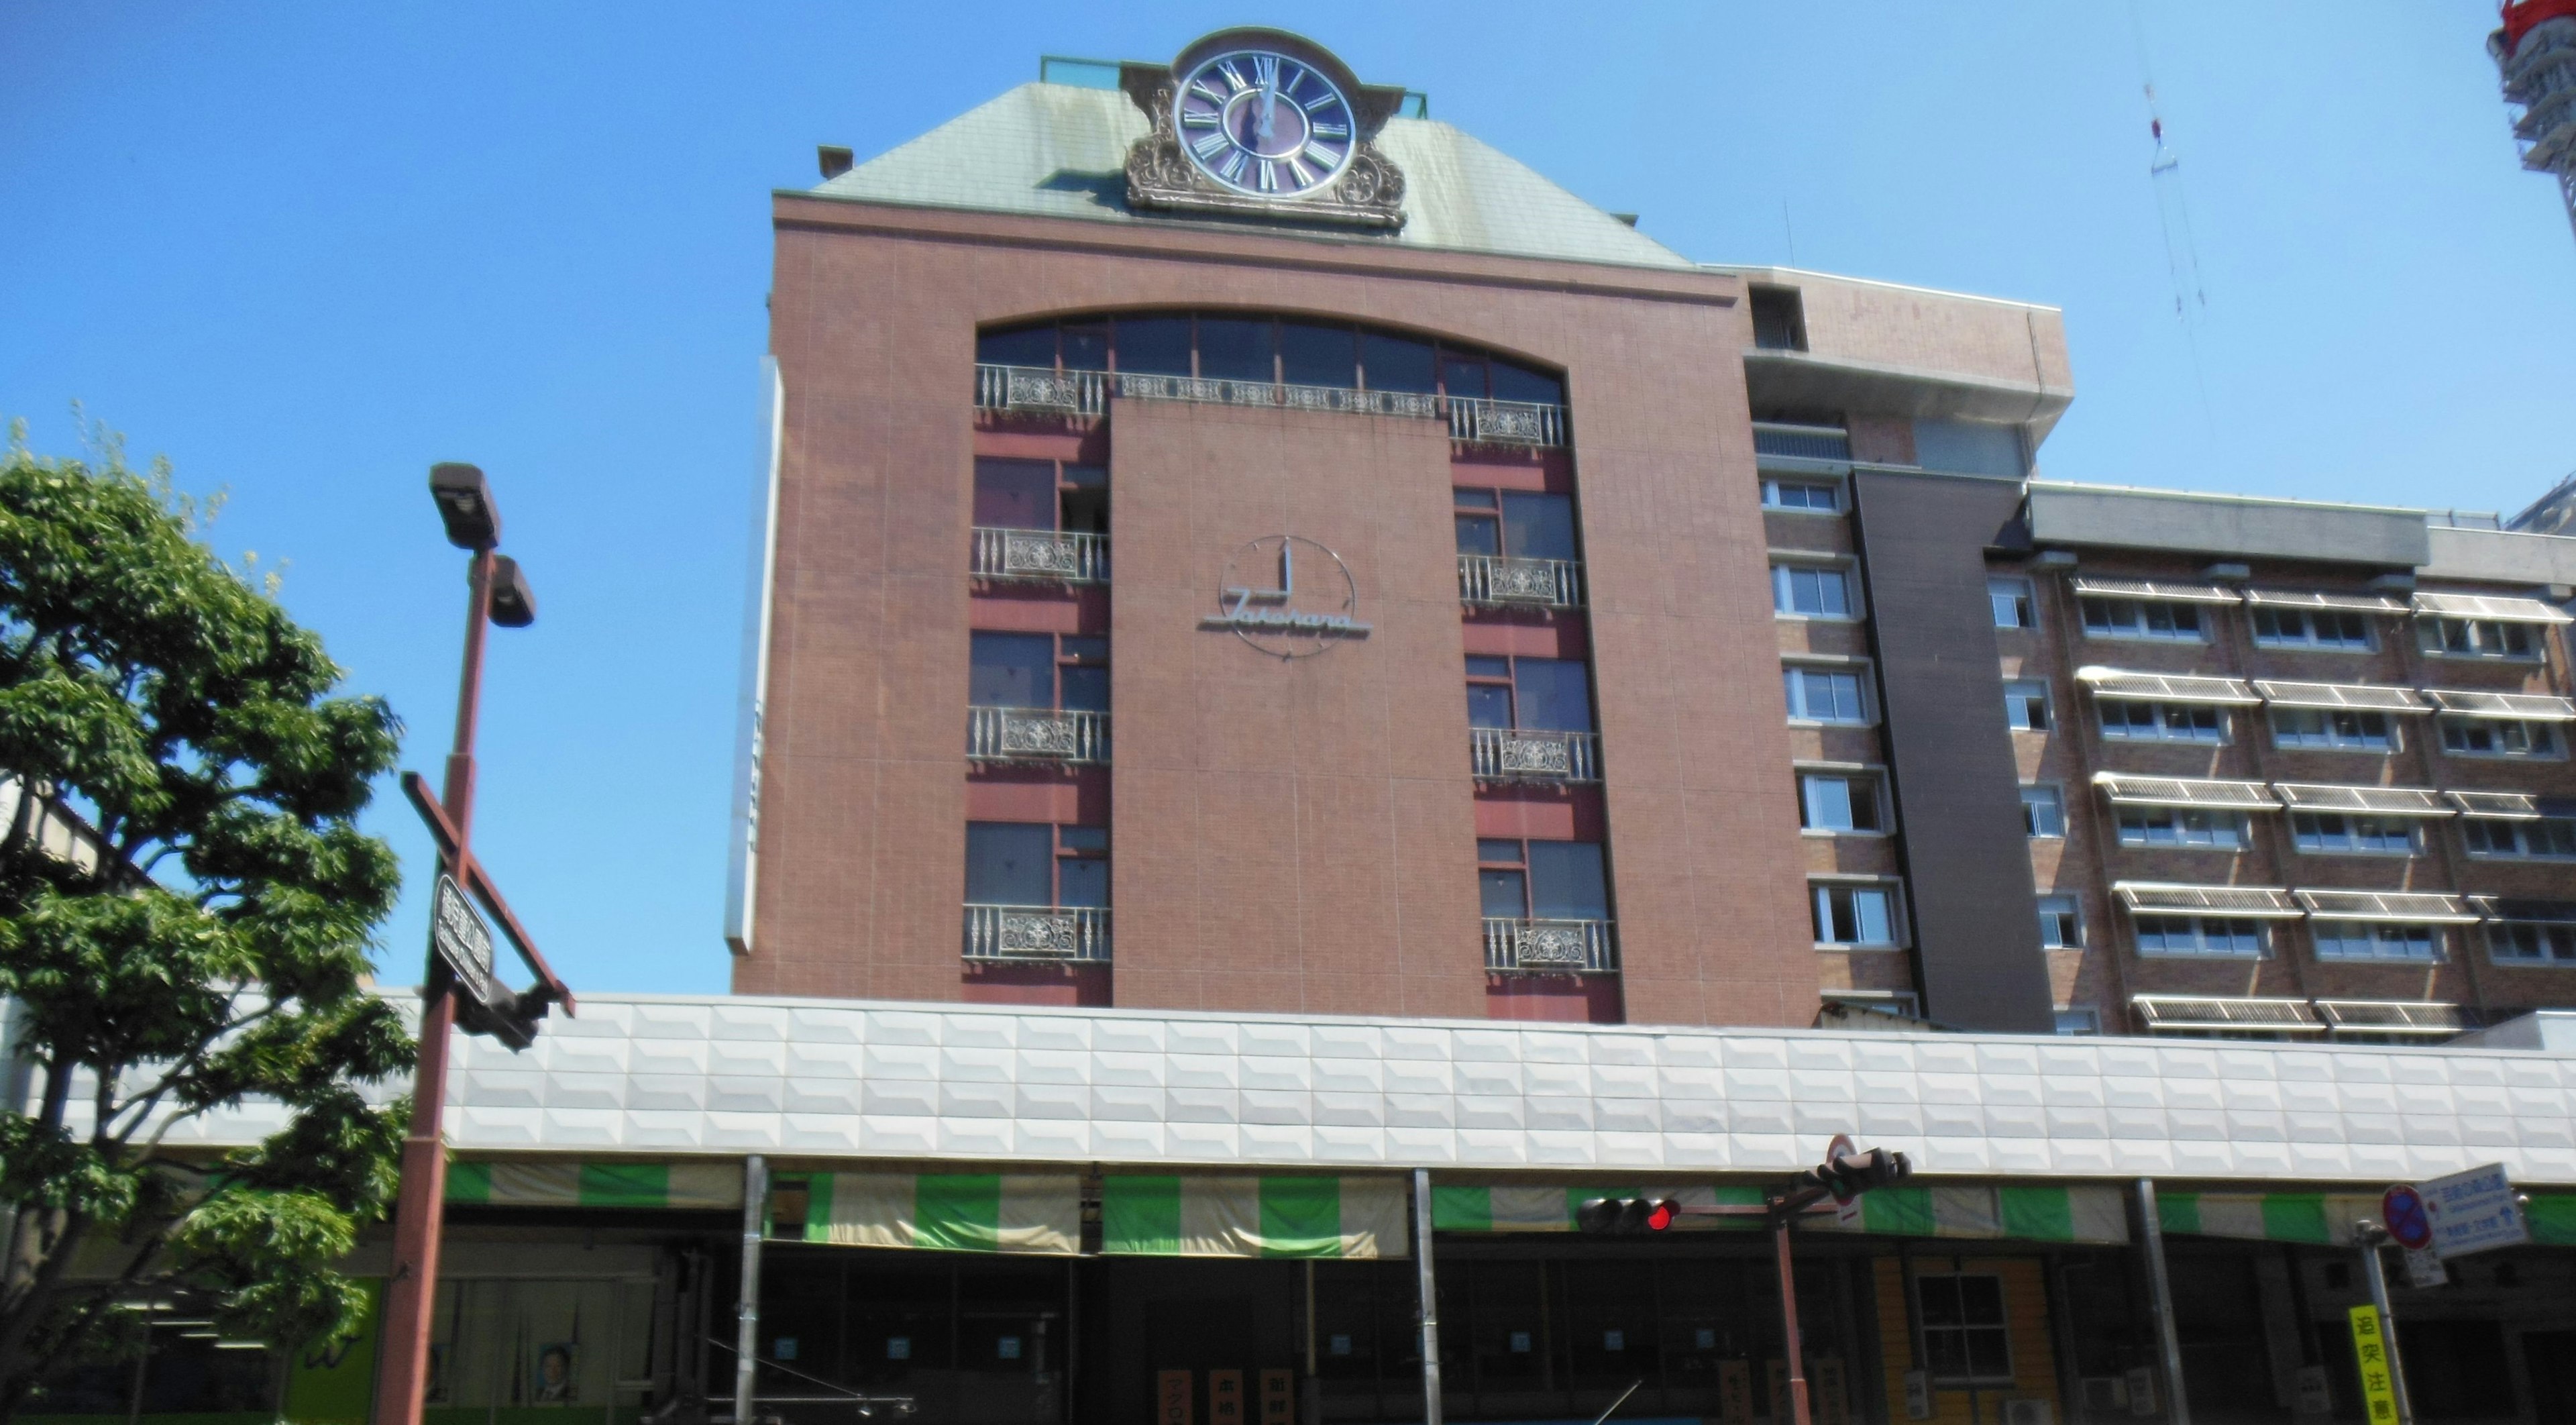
[2346,1305,2400,1425]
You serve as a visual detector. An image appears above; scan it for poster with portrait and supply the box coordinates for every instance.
[531,1342,580,1404]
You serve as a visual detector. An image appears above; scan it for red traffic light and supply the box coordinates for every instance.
[1577,1196,1683,1235]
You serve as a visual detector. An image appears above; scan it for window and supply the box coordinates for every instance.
[969,633,1107,712]
[2004,679,2051,731]
[2290,812,2418,855]
[975,314,1562,401]
[2269,707,2396,751]
[1455,490,1577,561]
[1912,419,2026,478]
[2440,717,2563,759]
[2021,785,2065,838]
[1812,882,1902,947]
[2115,806,2245,849]
[2098,699,2224,743]
[1988,578,2035,629]
[2053,1007,2101,1035]
[1478,839,1609,922]
[1784,665,1871,724]
[2080,596,2205,641]
[2489,921,2576,963]
[1917,1274,2012,1383]
[2419,617,2538,659]
[2037,895,2084,949]
[1798,771,1884,833]
[965,822,1107,908]
[2133,914,2267,957]
[1772,562,1855,618]
[2463,816,2576,860]
[2250,606,2374,650]
[1466,655,1594,733]
[1761,478,1841,513]
[1749,285,1807,352]
[974,456,1107,535]
[2311,920,2439,963]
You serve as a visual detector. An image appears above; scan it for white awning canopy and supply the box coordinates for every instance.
[2424,688,2576,721]
[2295,890,2478,924]
[2253,680,2430,714]
[2131,996,2325,1033]
[2076,667,2262,705]
[2092,772,2278,810]
[2114,882,2304,917]
[2243,588,2410,615]
[2467,896,2576,923]
[2072,576,2243,605]
[2412,591,2574,625]
[2272,783,2453,816]
[2449,790,2544,819]
[2312,1000,2467,1036]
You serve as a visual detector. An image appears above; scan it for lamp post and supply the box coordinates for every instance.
[372,464,539,1425]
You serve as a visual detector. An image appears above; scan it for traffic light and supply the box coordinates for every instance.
[456,980,552,1053]
[1794,1147,1913,1204]
[1576,1197,1681,1234]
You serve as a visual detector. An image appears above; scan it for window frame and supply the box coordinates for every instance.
[2112,805,2248,850]
[1988,576,2035,630]
[1760,478,1843,514]
[1810,878,1908,949]
[1915,1273,2015,1387]
[2487,920,2576,965]
[1770,557,1862,621]
[1477,838,1611,923]
[2131,913,2269,959]
[2310,919,2441,963]
[2268,706,2399,753]
[2021,784,2066,839]
[2461,816,2576,861]
[2079,596,2208,643]
[2438,715,2564,760]
[1784,660,1876,727]
[968,631,1108,712]
[2249,605,2375,651]
[2053,1006,2101,1035]
[1466,653,1597,734]
[2097,698,2226,744]
[2418,617,2542,661]
[1794,764,1889,836]
[2037,894,2084,949]
[963,821,1110,910]
[2003,678,2052,733]
[2288,810,2421,857]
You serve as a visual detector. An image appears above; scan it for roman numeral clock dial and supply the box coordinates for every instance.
[1171,47,1356,199]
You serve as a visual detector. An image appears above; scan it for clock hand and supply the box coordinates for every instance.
[1258,73,1278,142]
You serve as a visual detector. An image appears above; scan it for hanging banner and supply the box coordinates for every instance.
[1101,1175,1407,1259]
[445,1160,744,1210]
[800,1173,1080,1255]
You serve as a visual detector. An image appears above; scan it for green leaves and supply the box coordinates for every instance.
[1,431,416,1407]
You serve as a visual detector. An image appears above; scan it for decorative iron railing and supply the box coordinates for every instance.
[967,707,1110,765]
[971,364,1569,449]
[1482,917,1618,973]
[971,527,1108,584]
[1469,728,1601,783]
[1458,554,1583,609]
[963,904,1112,963]
[1752,421,1852,461]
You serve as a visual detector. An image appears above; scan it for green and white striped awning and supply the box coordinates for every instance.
[801,1173,1081,1254]
[2158,1191,2576,1247]
[1432,1183,2129,1245]
[1102,1176,1407,1259]
[445,1160,745,1210]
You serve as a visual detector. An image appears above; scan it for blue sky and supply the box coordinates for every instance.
[3,2,2569,996]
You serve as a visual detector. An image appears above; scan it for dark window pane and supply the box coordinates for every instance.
[1455,515,1499,557]
[1058,856,1109,908]
[1924,1333,1970,1378]
[1196,317,1275,382]
[1452,488,1497,509]
[1966,1331,2010,1380]
[969,632,1054,708]
[1359,331,1436,393]
[1279,322,1357,387]
[1919,1278,1962,1326]
[1061,666,1109,712]
[1477,839,1523,863]
[1439,352,1489,399]
[1515,659,1593,733]
[1114,316,1193,376]
[965,823,1052,904]
[1058,826,1108,853]
[1467,684,1513,729]
[1465,655,1512,679]
[1060,635,1108,662]
[1528,842,1608,920]
[1480,869,1527,918]
[977,325,1055,368]
[1063,464,1107,488]
[1957,1276,2005,1326]
[1061,324,1110,372]
[973,458,1056,530]
[1491,360,1564,406]
[1501,493,1576,561]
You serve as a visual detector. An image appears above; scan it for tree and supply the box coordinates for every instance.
[0,421,414,1418]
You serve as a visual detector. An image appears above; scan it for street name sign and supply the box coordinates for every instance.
[431,874,496,1006]
[2420,1162,2529,1260]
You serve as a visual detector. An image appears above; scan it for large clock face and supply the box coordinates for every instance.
[1173,48,1356,199]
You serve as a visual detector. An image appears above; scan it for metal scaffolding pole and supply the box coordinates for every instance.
[2135,1179,2192,1425]
[1413,1168,1442,1425]
[735,1155,768,1425]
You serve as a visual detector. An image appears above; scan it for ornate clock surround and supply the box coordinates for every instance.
[1120,29,1409,229]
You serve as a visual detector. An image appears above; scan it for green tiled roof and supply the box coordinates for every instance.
[806,81,1693,271]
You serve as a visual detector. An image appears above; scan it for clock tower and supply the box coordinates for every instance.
[1121,28,1409,227]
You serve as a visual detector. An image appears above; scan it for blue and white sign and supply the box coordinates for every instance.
[2420,1162,2528,1260]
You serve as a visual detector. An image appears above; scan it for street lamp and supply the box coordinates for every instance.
[372,463,560,1425]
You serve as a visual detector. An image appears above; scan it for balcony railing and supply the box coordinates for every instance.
[967,706,1110,765]
[1483,917,1618,974]
[1470,727,1601,783]
[971,364,1569,449]
[1458,553,1583,609]
[964,904,1112,963]
[972,526,1108,584]
[1752,421,1852,462]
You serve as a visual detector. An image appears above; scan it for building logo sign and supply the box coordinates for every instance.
[1201,534,1371,657]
